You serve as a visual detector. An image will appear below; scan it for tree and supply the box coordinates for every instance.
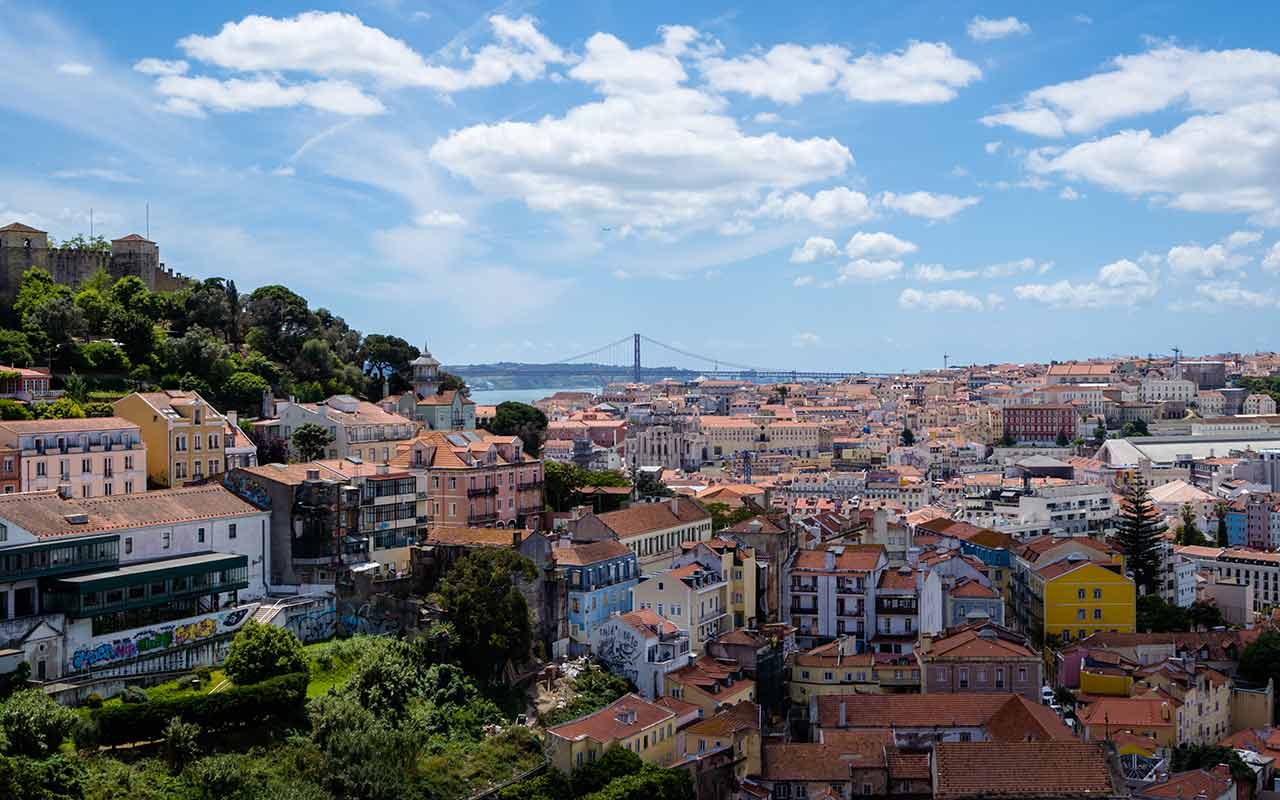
[107,308,157,366]
[1170,744,1254,782]
[162,717,202,772]
[1215,503,1230,548]
[542,665,633,727]
[1239,631,1280,714]
[438,371,468,396]
[60,373,88,403]
[244,285,318,365]
[585,765,693,800]
[342,638,429,718]
[489,402,548,456]
[0,400,32,421]
[358,334,418,388]
[544,460,583,512]
[1000,431,1016,447]
[900,427,915,446]
[291,423,334,462]
[1121,419,1150,437]
[1055,431,1070,447]
[634,469,673,499]
[1176,503,1207,546]
[292,338,337,384]
[0,688,77,758]
[79,340,130,373]
[1115,481,1164,596]
[73,287,112,334]
[439,548,538,680]
[1092,420,1107,446]
[222,620,307,686]
[571,746,643,797]
[0,331,34,367]
[36,398,85,420]
[223,371,271,416]
[707,501,754,532]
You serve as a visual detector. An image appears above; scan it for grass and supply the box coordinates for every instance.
[303,637,376,698]
[417,726,545,800]
[90,669,228,711]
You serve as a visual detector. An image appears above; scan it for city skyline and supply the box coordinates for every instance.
[3,1,1280,371]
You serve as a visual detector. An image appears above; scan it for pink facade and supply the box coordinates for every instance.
[392,430,544,529]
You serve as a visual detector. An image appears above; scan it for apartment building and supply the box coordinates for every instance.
[545,694,677,773]
[272,394,417,463]
[673,537,758,630]
[114,390,228,488]
[312,459,426,572]
[1140,377,1196,404]
[573,498,712,574]
[788,637,877,702]
[1002,405,1078,444]
[1030,557,1136,644]
[0,417,145,498]
[1175,545,1280,613]
[782,543,887,650]
[392,430,544,530]
[633,555,732,654]
[590,609,691,699]
[552,538,638,651]
[917,623,1042,700]
[872,566,918,656]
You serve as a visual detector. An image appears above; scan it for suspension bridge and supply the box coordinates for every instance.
[445,333,885,385]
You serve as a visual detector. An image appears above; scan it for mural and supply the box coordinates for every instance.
[223,472,272,509]
[69,603,258,673]
[594,623,641,686]
[282,600,401,643]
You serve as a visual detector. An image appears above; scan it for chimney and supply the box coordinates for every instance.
[838,701,847,728]
[306,469,320,481]
[376,463,389,476]
[227,410,238,429]
[512,529,523,548]
[669,497,680,515]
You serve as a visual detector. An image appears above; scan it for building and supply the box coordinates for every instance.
[114,390,229,488]
[1002,405,1078,444]
[312,459,426,572]
[679,701,761,782]
[390,345,476,431]
[1245,394,1279,415]
[932,741,1128,800]
[0,417,146,498]
[222,412,258,472]
[674,537,759,630]
[391,430,544,530]
[573,498,713,574]
[811,692,1074,748]
[783,544,887,650]
[788,637,878,702]
[662,655,757,716]
[1174,545,1280,613]
[553,538,638,652]
[0,222,188,302]
[633,556,732,654]
[544,693,677,773]
[0,365,57,403]
[1078,696,1177,747]
[872,566,919,656]
[917,623,1042,700]
[591,609,691,699]
[270,395,417,463]
[1011,536,1124,634]
[1032,557,1136,644]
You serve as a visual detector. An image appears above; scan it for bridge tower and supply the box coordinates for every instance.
[633,333,641,383]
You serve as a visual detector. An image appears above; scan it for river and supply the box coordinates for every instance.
[467,386,600,406]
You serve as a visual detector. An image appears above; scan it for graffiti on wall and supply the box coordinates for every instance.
[283,600,401,643]
[594,623,641,686]
[69,604,258,673]
[223,472,272,509]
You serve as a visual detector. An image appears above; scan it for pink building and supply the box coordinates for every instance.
[391,430,544,529]
[0,365,57,402]
[0,417,146,498]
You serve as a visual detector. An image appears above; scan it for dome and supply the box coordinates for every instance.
[411,342,440,368]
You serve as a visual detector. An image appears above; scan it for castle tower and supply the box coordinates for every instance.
[409,342,441,399]
[109,233,160,288]
[0,222,50,303]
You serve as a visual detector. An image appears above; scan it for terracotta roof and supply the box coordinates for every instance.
[615,609,681,639]
[1019,535,1116,563]
[0,416,140,434]
[949,577,999,599]
[0,486,263,538]
[551,539,633,566]
[591,499,710,539]
[414,389,474,407]
[547,693,673,743]
[652,695,700,718]
[0,222,45,233]
[816,694,1073,740]
[886,752,930,781]
[933,741,1119,798]
[723,515,785,535]
[426,527,535,548]
[684,701,759,737]
[792,544,884,574]
[1036,558,1116,580]
[237,462,347,486]
[762,743,862,782]
[877,568,916,590]
[922,627,1037,661]
[1140,769,1233,800]
[1078,697,1176,729]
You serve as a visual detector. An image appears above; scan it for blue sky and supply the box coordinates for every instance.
[4,1,1280,373]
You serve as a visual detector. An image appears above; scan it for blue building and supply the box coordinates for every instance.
[1226,507,1248,548]
[552,538,638,655]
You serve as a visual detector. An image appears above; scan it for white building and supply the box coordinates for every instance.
[590,608,692,699]
[1175,545,1280,614]
[782,543,888,650]
[273,394,418,463]
[1140,377,1196,404]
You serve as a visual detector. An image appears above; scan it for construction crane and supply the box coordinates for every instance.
[1172,346,1182,376]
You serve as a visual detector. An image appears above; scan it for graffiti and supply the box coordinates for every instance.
[337,601,401,637]
[69,604,258,673]
[223,473,272,509]
[595,624,641,686]
[285,609,337,643]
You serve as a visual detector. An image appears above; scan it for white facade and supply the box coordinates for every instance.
[591,613,692,699]
[1140,378,1196,404]
[116,514,272,601]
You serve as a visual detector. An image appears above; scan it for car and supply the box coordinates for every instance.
[1040,686,1055,704]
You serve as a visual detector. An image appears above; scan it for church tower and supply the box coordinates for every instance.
[410,342,441,399]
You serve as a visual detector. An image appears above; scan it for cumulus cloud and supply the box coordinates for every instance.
[1014,257,1158,308]
[790,236,841,263]
[416,210,466,227]
[133,58,189,76]
[981,257,1052,277]
[154,75,385,116]
[898,288,985,311]
[967,17,1031,42]
[432,28,854,231]
[700,41,980,105]
[984,141,1002,154]
[1059,186,1081,200]
[985,292,1006,309]
[879,190,980,220]
[844,231,917,259]
[839,259,902,281]
[791,331,821,347]
[753,111,782,123]
[793,275,815,287]
[57,62,93,76]
[1195,280,1276,307]
[1264,242,1280,273]
[912,264,977,282]
[1226,230,1262,249]
[51,168,139,183]
[1165,231,1258,276]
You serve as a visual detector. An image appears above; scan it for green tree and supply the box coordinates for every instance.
[80,340,131,373]
[1092,420,1107,446]
[24,296,85,365]
[1115,481,1164,596]
[107,308,158,366]
[0,753,85,800]
[292,338,337,384]
[83,401,115,418]
[13,267,64,323]
[1170,743,1254,782]
[223,371,271,416]
[900,427,915,446]
[544,461,584,512]
[61,373,88,403]
[74,287,112,334]
[36,398,85,420]
[0,689,77,758]
[358,334,419,389]
[1000,431,1016,447]
[108,274,150,311]
[634,469,673,499]
[707,501,755,532]
[1121,419,1151,437]
[1176,503,1207,546]
[244,285,318,365]
[438,371,468,396]
[542,665,633,727]
[0,331,34,367]
[222,620,307,686]
[585,765,693,800]
[571,746,643,796]
[488,401,549,456]
[1055,430,1070,447]
[0,400,32,421]
[162,717,202,772]
[439,548,538,681]
[1215,503,1230,548]
[342,639,429,718]
[290,423,334,462]
[1239,630,1280,713]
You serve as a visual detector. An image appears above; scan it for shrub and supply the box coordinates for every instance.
[84,693,103,709]
[176,675,197,691]
[0,689,78,758]
[193,666,213,685]
[224,621,307,687]
[122,686,149,704]
[163,717,202,771]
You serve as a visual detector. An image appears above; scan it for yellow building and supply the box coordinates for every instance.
[663,656,757,718]
[789,638,878,703]
[1034,558,1135,643]
[680,701,761,780]
[545,693,677,773]
[679,537,758,630]
[113,390,229,488]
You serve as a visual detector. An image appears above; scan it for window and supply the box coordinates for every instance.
[1018,667,1028,683]
[125,455,133,470]
[1093,588,1102,599]
[1093,608,1102,620]
[1077,588,1086,600]
[104,483,112,496]
[1077,608,1086,620]
[0,523,6,542]
[958,668,968,688]
[162,531,171,549]
[176,435,187,452]
[124,480,133,493]
[229,523,236,539]
[124,537,133,555]
[175,462,187,480]
[197,527,205,544]
[81,458,91,474]
[36,462,45,477]
[209,459,219,475]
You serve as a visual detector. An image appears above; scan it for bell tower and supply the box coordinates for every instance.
[410,342,441,399]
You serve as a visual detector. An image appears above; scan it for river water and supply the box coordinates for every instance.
[467,387,600,406]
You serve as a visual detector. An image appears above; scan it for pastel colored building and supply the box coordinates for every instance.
[1032,557,1136,644]
[545,693,677,773]
[591,609,691,699]
[553,538,638,651]
[388,345,476,431]
[0,365,57,403]
[634,555,732,655]
[269,395,417,463]
[0,417,146,498]
[917,623,1042,700]
[573,498,713,575]
[113,390,228,488]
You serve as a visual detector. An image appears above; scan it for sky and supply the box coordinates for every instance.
[3,1,1280,373]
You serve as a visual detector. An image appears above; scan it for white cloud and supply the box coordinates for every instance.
[985,292,1006,309]
[751,187,873,228]
[1225,230,1262,249]
[57,62,93,76]
[700,41,980,105]
[880,190,980,220]
[982,46,1280,138]
[982,257,1052,277]
[984,141,1002,154]
[844,231,917,259]
[912,264,977,282]
[1014,257,1158,308]
[1195,280,1276,307]
[1264,242,1280,273]
[133,58,189,76]
[411,11,432,22]
[1059,186,1081,200]
[793,275,815,287]
[416,210,466,227]
[790,236,841,263]
[717,219,755,236]
[613,269,631,280]
[1166,234,1250,277]
[270,165,295,176]
[50,168,139,183]
[839,259,902,281]
[898,288,985,311]
[154,75,384,116]
[431,28,854,232]
[753,111,781,123]
[791,331,821,347]
[967,16,1031,42]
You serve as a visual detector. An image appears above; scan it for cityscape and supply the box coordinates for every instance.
[3,3,1280,800]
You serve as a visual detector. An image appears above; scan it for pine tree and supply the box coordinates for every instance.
[900,427,915,446]
[1115,481,1164,595]
[1215,503,1230,548]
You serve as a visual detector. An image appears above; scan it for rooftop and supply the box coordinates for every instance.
[546,693,673,744]
[933,741,1119,799]
[0,486,264,538]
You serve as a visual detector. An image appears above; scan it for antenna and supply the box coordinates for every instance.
[146,202,150,240]
[943,353,950,371]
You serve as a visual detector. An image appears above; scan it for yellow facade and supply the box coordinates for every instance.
[1041,562,1135,642]
[1079,669,1133,697]
[113,391,229,489]
[546,718,676,774]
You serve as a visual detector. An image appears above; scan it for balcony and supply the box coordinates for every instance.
[790,582,818,594]
[467,486,499,497]
[518,505,543,516]
[517,480,544,491]
[468,512,500,526]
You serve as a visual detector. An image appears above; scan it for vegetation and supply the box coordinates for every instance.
[1170,743,1254,782]
[1136,595,1226,633]
[1092,420,1107,446]
[1120,418,1150,437]
[900,426,915,446]
[290,423,334,462]
[1215,503,1230,548]
[1115,481,1164,596]
[1239,630,1280,714]
[438,548,538,681]
[1175,503,1207,546]
[540,665,632,727]
[707,501,754,531]
[223,621,309,687]
[486,401,549,456]
[500,746,692,800]
[1239,376,1280,406]
[544,461,630,512]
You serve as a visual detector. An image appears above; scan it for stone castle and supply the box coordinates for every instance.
[0,221,192,302]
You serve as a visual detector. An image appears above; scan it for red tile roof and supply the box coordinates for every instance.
[550,538,633,566]
[592,498,710,538]
[933,741,1120,798]
[425,527,535,548]
[547,693,673,743]
[816,693,1073,740]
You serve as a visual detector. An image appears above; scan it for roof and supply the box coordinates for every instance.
[590,499,710,539]
[1139,769,1233,800]
[52,551,246,588]
[1036,558,1118,580]
[950,578,999,599]
[762,743,872,782]
[922,627,1038,661]
[816,694,1074,740]
[551,539,633,566]
[723,515,786,535]
[0,486,264,538]
[792,544,884,574]
[111,233,153,243]
[1078,697,1176,729]
[0,416,140,434]
[425,527,534,548]
[1148,480,1215,506]
[0,222,45,233]
[615,609,682,639]
[684,701,759,738]
[546,693,673,743]
[933,741,1120,798]
[1019,535,1116,563]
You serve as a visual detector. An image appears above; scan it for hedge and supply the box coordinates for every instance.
[90,671,307,746]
